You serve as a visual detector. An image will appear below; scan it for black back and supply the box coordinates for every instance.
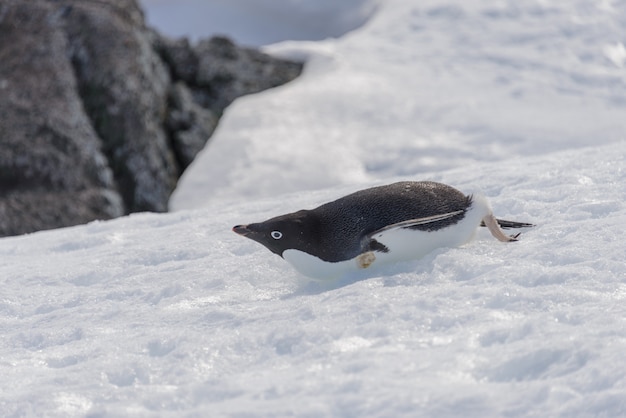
[308,181,471,261]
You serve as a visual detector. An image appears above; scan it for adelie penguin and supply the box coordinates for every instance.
[233,181,533,279]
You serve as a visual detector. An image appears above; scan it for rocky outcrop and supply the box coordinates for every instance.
[154,34,303,170]
[0,1,124,236]
[0,0,302,237]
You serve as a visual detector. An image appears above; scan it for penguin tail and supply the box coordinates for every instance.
[480,219,535,229]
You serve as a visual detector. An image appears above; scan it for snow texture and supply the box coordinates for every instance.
[3,0,626,416]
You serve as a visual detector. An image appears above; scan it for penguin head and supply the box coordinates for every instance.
[232,210,315,257]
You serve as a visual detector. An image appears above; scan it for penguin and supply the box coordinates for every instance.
[232,181,533,279]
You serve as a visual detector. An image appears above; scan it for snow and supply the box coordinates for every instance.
[3,1,626,416]
[170,0,626,208]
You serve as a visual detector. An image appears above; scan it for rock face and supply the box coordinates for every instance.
[0,1,124,236]
[0,0,302,237]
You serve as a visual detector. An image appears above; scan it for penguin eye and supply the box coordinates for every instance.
[270,231,283,240]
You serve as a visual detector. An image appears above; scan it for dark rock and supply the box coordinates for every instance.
[154,31,304,170]
[152,34,199,84]
[166,82,219,169]
[62,0,177,213]
[0,0,124,236]
[194,36,304,111]
[154,33,304,111]
[0,0,303,237]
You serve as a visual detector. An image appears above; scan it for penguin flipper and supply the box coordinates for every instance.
[368,210,465,237]
[363,210,468,258]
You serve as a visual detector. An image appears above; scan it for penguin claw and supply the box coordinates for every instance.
[507,232,521,242]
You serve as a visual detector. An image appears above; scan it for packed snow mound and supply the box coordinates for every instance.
[171,0,626,210]
[1,142,625,416]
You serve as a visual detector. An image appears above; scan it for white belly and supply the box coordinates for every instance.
[283,249,360,280]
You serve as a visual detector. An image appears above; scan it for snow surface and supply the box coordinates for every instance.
[171,0,626,208]
[3,0,626,416]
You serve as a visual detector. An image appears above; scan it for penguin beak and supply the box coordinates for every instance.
[232,225,252,236]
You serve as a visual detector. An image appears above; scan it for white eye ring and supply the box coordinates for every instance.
[271,231,283,240]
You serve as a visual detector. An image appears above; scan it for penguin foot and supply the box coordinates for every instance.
[483,214,520,242]
[357,252,376,269]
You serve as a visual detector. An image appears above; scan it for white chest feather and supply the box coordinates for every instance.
[283,249,359,280]
[283,195,491,280]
